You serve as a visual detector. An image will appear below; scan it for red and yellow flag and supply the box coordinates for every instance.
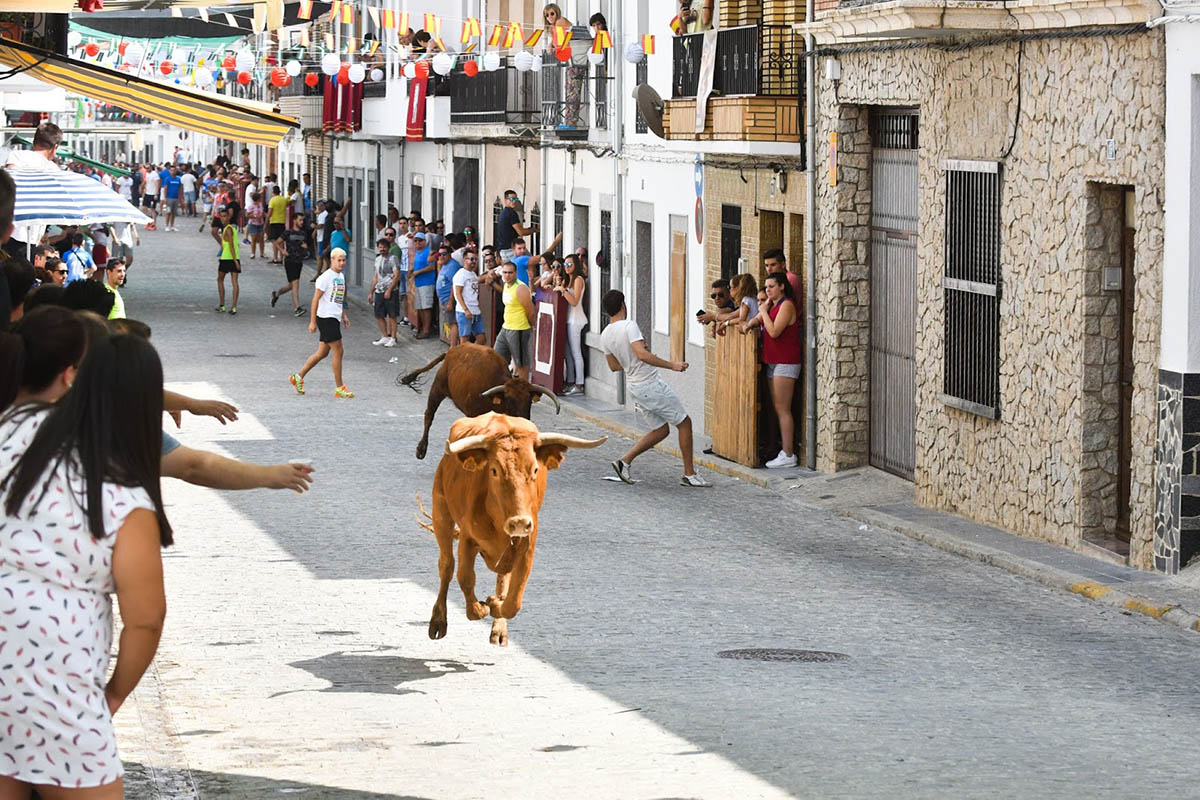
[297,0,313,20]
[340,2,354,24]
[503,21,523,48]
[329,0,340,21]
[524,29,543,48]
[367,39,380,56]
[487,24,503,46]
[346,37,357,54]
[642,34,656,55]
[396,11,409,32]
[300,28,310,46]
[552,26,571,47]
[424,12,440,33]
[669,14,683,33]
[381,8,394,28]
[591,29,611,53]
[460,17,481,44]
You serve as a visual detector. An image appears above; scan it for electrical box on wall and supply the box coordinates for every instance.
[1103,266,1122,291]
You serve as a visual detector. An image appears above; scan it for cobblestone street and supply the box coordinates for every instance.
[115,226,1200,799]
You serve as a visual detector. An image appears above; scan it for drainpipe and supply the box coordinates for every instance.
[613,22,627,405]
[804,4,818,471]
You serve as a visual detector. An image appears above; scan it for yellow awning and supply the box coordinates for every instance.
[0,37,298,147]
[0,1,283,32]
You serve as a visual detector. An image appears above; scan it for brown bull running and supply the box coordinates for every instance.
[421,412,605,646]
[397,343,561,460]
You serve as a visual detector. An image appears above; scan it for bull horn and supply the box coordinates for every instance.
[536,433,608,449]
[529,384,562,415]
[446,434,491,455]
[480,384,507,399]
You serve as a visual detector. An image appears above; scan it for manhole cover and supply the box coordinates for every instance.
[717,649,849,663]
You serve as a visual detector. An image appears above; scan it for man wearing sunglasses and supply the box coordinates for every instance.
[45,258,68,287]
[697,278,738,334]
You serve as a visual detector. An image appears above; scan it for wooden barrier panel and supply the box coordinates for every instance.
[710,331,760,467]
[532,290,567,394]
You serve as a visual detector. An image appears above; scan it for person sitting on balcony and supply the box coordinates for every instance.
[589,12,608,35]
[543,3,572,30]
[677,0,714,33]
[412,30,432,53]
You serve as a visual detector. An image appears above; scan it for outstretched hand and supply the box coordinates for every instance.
[270,463,315,493]
[189,399,239,425]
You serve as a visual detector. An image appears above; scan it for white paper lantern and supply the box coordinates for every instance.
[482,51,501,72]
[624,42,645,64]
[195,68,213,87]
[432,52,454,76]
[321,52,341,76]
[514,50,535,72]
[285,59,302,77]
[67,31,82,49]
[402,61,417,79]
[587,51,605,66]
[347,63,366,83]
[369,67,384,82]
[171,48,187,65]
[235,51,254,73]
[123,43,144,67]
[530,55,542,72]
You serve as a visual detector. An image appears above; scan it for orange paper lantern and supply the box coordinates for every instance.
[222,54,236,70]
[84,42,100,57]
[236,70,252,85]
[414,60,430,79]
[159,61,173,75]
[270,67,289,87]
[337,64,349,83]
[304,72,320,87]
[555,46,571,62]
[463,60,479,77]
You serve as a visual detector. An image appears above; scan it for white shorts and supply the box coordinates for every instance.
[628,377,688,429]
[766,363,801,380]
[414,284,435,309]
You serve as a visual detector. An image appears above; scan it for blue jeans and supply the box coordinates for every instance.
[456,311,485,338]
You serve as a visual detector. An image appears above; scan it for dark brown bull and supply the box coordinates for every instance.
[397,343,561,459]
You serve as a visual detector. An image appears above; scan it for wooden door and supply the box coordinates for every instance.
[711,331,760,466]
[669,217,688,362]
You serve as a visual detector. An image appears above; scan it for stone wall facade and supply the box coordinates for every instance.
[1155,371,1200,572]
[813,30,1166,567]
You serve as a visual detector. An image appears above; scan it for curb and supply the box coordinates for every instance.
[560,400,1200,636]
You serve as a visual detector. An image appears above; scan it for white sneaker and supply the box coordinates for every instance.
[765,451,798,469]
[372,336,388,346]
[383,337,396,347]
[680,473,713,488]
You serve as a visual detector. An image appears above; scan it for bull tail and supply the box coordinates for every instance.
[415,492,459,539]
[396,352,447,392]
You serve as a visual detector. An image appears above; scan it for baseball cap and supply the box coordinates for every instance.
[414,232,427,239]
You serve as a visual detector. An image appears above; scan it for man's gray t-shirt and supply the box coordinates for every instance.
[599,319,657,388]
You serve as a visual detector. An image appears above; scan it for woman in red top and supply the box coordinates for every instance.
[757,271,802,469]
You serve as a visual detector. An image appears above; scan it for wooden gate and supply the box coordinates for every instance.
[711,331,760,467]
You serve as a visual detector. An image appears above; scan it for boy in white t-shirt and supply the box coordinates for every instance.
[452,249,485,344]
[290,247,354,398]
[598,289,711,488]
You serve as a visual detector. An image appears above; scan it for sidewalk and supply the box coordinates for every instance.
[558,393,1200,636]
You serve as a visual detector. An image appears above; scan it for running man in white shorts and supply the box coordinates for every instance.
[598,289,711,488]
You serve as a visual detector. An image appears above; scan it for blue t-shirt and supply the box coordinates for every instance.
[158,168,170,188]
[63,246,94,283]
[413,247,435,287]
[512,254,532,287]
[436,259,460,304]
[329,228,351,254]
[163,175,182,200]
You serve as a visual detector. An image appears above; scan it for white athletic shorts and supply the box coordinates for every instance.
[628,377,688,429]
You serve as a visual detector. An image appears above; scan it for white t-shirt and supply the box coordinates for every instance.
[116,176,132,199]
[89,226,110,248]
[452,267,480,314]
[143,170,160,194]
[600,319,656,387]
[179,172,197,193]
[315,268,346,319]
[113,223,135,247]
[5,149,57,171]
[316,210,328,244]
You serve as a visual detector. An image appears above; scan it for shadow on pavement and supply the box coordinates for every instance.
[125,763,434,799]
[271,648,491,698]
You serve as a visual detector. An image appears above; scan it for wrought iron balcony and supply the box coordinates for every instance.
[279,73,325,97]
[540,52,592,140]
[671,24,801,99]
[447,67,540,127]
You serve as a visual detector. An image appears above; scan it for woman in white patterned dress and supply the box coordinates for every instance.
[0,332,172,798]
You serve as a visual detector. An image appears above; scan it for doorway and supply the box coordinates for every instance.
[634,218,653,336]
[453,157,479,232]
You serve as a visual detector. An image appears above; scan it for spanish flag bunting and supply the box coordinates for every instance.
[347,37,357,54]
[460,17,481,43]
[642,34,655,55]
[366,6,379,28]
[424,12,440,33]
[524,29,543,48]
[324,32,335,50]
[300,28,310,46]
[341,2,354,24]
[368,39,380,56]
[463,42,478,53]
[591,29,611,53]
[381,8,394,28]
[297,0,313,19]
[552,26,571,47]
[487,24,503,46]
[669,14,683,33]
[397,11,409,32]
[504,21,523,47]
[329,0,340,20]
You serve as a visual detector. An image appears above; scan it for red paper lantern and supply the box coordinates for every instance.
[84,42,100,57]
[223,54,236,70]
[555,45,571,62]
[236,70,251,85]
[414,60,430,79]
[118,41,128,56]
[337,64,350,83]
[304,72,319,87]
[160,60,173,75]
[270,67,289,87]
[464,60,479,77]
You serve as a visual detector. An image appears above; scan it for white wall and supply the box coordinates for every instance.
[1164,18,1200,373]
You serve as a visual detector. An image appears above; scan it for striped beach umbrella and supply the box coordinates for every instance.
[10,168,150,228]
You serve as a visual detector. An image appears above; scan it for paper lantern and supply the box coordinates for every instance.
[463,60,479,77]
[270,67,289,87]
[555,46,571,62]
[67,31,82,49]
[84,42,100,57]
[348,63,366,83]
[514,50,535,72]
[118,41,128,56]
[236,70,252,85]
[369,67,384,82]
[530,56,542,72]
[285,59,302,77]
[587,51,605,66]
[195,69,213,87]
[171,48,187,64]
[235,51,254,73]
[432,52,453,76]
[414,60,430,79]
[124,43,144,66]
[320,53,340,76]
[482,51,501,72]
[402,62,417,79]
[305,72,320,87]
[624,42,645,64]
[222,54,236,70]
[160,60,173,75]
[337,64,350,83]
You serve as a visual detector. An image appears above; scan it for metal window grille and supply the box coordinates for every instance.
[553,200,566,256]
[720,204,742,281]
[871,112,920,150]
[941,159,1001,419]
[410,183,421,217]
[529,202,541,253]
[491,197,503,245]
[431,188,445,225]
[634,59,649,133]
[600,209,613,326]
[594,63,609,130]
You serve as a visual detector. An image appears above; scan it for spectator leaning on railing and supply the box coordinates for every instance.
[697,278,738,337]
[757,272,802,470]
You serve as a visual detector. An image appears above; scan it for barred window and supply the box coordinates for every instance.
[941,159,1001,419]
[600,209,613,325]
[720,204,741,281]
[553,200,566,256]
[634,60,649,134]
[491,197,503,245]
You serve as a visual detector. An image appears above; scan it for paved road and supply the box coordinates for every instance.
[111,225,1200,799]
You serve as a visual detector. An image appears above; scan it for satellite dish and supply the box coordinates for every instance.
[633,84,665,139]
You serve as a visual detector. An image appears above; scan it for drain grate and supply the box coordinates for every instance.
[214,353,255,358]
[718,649,849,663]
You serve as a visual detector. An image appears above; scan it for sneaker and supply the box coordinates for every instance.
[765,451,798,469]
[372,336,388,346]
[271,291,280,308]
[383,337,396,347]
[289,373,305,395]
[680,473,713,488]
[229,307,238,315]
[611,459,633,484]
[214,305,225,312]
[334,385,355,398]
[294,306,306,317]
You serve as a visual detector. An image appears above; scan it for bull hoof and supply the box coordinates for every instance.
[485,596,504,616]
[489,619,508,647]
[428,618,447,640]
[466,601,489,621]
[416,442,428,460]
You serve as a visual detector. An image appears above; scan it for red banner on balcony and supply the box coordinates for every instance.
[406,76,427,141]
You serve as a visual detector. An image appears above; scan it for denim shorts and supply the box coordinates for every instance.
[456,310,485,338]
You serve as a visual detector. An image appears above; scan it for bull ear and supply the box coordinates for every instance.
[536,445,567,471]
[457,449,488,471]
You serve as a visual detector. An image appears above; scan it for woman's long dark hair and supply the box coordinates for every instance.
[2,334,173,545]
[765,271,795,300]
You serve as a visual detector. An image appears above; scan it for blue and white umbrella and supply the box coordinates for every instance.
[9,168,150,228]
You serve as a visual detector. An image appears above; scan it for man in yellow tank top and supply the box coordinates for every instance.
[489,261,535,381]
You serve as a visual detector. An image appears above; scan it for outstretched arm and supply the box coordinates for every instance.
[162,445,314,492]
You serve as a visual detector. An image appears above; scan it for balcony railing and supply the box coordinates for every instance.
[279,74,325,97]
[448,67,540,127]
[671,24,802,99]
[540,53,591,139]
